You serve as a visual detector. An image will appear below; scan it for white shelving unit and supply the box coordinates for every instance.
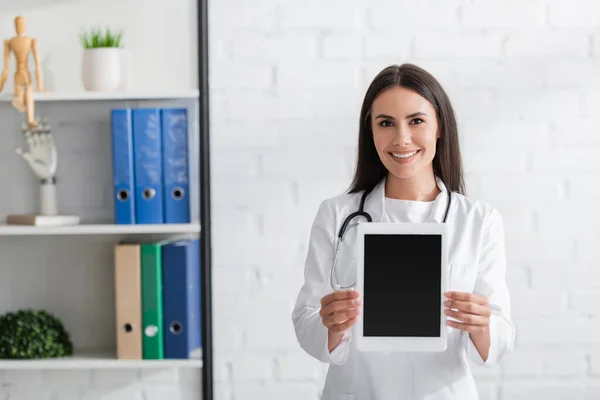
[0,89,203,372]
[0,90,199,102]
[0,351,203,370]
[0,222,201,236]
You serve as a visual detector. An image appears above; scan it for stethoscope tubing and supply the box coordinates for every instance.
[330,187,452,291]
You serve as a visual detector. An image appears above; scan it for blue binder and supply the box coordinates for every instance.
[110,108,135,224]
[162,239,202,359]
[160,108,191,223]
[132,108,164,224]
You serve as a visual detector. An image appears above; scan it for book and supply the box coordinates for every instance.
[5,214,80,226]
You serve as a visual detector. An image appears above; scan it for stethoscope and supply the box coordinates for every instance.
[330,187,452,291]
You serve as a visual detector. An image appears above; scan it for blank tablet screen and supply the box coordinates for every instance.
[363,233,442,337]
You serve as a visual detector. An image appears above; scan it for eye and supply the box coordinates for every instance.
[410,118,424,125]
[379,120,394,127]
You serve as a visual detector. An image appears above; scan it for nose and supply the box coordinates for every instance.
[392,124,411,145]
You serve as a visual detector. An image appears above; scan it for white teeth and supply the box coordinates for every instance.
[392,150,418,159]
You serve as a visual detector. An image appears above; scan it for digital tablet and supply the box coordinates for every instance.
[355,222,448,352]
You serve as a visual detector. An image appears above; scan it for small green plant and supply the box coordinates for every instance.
[0,309,74,359]
[79,27,123,49]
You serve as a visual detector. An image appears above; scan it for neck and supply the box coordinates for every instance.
[385,170,440,201]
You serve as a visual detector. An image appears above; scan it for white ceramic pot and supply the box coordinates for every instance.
[118,49,132,90]
[82,48,124,92]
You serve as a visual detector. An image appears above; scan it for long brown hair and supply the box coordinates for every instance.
[347,63,466,195]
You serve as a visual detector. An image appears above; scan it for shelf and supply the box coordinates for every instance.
[0,222,201,235]
[0,89,199,102]
[0,352,203,370]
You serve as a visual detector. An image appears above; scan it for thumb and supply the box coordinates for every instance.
[15,148,32,163]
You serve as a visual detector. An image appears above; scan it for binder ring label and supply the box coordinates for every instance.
[143,187,156,200]
[145,325,159,337]
[172,187,185,200]
[170,321,183,335]
[117,189,129,201]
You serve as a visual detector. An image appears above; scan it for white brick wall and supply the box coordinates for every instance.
[209,0,600,399]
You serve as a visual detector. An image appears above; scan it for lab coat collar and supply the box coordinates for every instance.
[362,175,450,223]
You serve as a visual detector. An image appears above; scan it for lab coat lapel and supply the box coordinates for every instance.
[361,178,387,223]
[428,176,450,223]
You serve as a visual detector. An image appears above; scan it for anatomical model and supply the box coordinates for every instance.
[0,15,46,128]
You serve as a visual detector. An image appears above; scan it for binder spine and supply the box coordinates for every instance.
[161,108,191,224]
[114,243,142,360]
[162,239,201,359]
[141,243,165,359]
[133,108,164,224]
[162,241,187,359]
[187,239,202,358]
[111,108,135,224]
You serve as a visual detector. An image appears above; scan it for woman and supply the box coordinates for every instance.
[291,63,515,399]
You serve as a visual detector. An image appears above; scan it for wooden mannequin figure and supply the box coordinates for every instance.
[0,15,46,128]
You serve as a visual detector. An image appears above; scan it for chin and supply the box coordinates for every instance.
[387,168,419,180]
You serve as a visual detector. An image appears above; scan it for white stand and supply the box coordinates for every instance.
[6,180,81,225]
[40,180,58,215]
[5,117,80,226]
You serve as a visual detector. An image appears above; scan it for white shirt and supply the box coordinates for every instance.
[384,196,434,223]
[291,176,515,400]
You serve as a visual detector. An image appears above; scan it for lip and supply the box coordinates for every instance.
[388,149,421,164]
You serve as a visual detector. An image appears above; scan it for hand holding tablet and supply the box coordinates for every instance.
[320,289,361,352]
[444,291,491,333]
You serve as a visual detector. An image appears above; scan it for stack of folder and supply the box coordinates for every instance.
[113,238,202,360]
[111,107,191,225]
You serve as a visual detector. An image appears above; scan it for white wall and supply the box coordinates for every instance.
[209,0,600,400]
[0,0,197,92]
[3,0,600,400]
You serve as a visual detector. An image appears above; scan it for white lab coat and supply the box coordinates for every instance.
[291,176,515,400]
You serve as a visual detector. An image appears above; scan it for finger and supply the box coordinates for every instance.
[323,309,360,327]
[445,291,488,306]
[445,299,491,317]
[32,133,41,148]
[319,299,360,321]
[329,316,358,334]
[446,320,488,333]
[445,309,489,325]
[25,132,34,147]
[323,298,361,316]
[17,151,32,164]
[321,289,359,307]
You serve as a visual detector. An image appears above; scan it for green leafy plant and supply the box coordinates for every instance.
[79,27,123,49]
[0,309,73,359]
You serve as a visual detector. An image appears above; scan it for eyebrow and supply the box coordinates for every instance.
[374,112,427,120]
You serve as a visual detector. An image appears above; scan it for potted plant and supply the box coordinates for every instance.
[0,309,73,359]
[80,27,131,92]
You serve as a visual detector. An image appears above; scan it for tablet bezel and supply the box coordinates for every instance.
[355,221,448,353]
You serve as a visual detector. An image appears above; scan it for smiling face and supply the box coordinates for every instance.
[371,86,439,182]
